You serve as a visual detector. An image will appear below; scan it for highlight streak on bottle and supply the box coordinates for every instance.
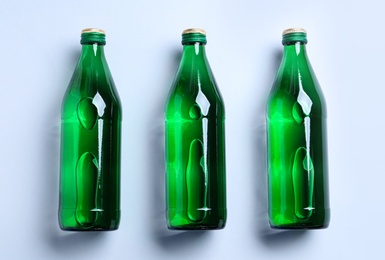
[186,139,207,222]
[75,152,98,227]
[292,147,314,219]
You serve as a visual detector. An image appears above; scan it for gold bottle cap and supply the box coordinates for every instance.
[282,28,306,35]
[81,28,106,35]
[182,28,206,35]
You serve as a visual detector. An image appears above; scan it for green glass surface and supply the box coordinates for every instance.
[266,30,330,229]
[59,29,122,231]
[165,30,226,230]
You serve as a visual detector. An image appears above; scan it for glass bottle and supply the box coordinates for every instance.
[59,28,122,231]
[266,28,330,229]
[165,28,226,230]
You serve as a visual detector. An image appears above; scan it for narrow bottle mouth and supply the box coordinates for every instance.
[282,28,307,45]
[182,28,207,45]
[81,28,106,45]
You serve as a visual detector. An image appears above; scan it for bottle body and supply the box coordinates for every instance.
[266,30,330,229]
[165,30,226,230]
[59,30,122,231]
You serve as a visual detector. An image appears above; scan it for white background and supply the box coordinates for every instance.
[0,0,382,259]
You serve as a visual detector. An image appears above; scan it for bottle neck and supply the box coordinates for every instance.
[174,41,215,95]
[80,43,106,61]
[276,41,320,99]
[181,42,207,63]
[283,42,308,61]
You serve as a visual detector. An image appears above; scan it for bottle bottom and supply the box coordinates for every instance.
[59,208,120,231]
[269,208,330,230]
[269,222,329,230]
[167,223,225,231]
[59,226,118,232]
[167,208,226,230]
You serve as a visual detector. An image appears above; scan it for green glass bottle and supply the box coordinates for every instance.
[59,28,122,231]
[165,28,226,230]
[266,28,330,229]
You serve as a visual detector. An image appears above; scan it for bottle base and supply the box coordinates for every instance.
[59,209,120,231]
[59,226,118,231]
[167,224,225,231]
[167,208,226,230]
[270,223,329,230]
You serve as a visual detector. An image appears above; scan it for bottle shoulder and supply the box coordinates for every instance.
[269,59,325,104]
[63,77,121,103]
[166,86,224,118]
[65,55,120,95]
[267,47,327,118]
[267,68,327,118]
[166,49,225,118]
[168,57,222,97]
[267,89,327,119]
[166,77,225,119]
[62,71,121,119]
